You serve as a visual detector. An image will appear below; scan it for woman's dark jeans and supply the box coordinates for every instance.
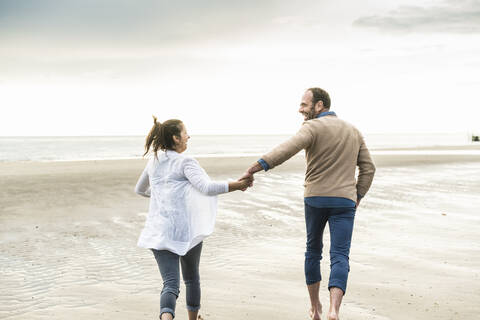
[304,203,355,294]
[152,242,203,318]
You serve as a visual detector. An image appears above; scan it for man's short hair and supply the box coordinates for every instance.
[308,87,331,109]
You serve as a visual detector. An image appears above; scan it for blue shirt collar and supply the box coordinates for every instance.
[316,111,336,118]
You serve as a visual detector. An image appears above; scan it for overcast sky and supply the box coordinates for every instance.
[1,0,479,135]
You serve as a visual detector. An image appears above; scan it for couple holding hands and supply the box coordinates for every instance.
[135,87,376,320]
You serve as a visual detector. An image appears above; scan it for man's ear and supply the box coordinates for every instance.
[315,100,324,113]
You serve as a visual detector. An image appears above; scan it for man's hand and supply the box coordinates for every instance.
[239,173,254,188]
[240,161,264,187]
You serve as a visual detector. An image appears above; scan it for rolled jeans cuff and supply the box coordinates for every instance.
[328,281,347,295]
[306,278,321,285]
[186,304,201,312]
[160,307,175,318]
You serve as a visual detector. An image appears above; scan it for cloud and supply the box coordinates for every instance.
[0,0,289,48]
[353,0,480,34]
[0,0,323,80]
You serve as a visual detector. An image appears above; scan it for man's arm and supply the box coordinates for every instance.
[260,123,313,169]
[241,161,263,183]
[241,123,313,183]
[356,135,376,204]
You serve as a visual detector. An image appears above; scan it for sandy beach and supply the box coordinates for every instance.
[1,149,480,320]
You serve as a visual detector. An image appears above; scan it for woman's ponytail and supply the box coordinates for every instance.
[144,115,163,157]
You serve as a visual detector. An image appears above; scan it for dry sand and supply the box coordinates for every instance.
[1,150,480,319]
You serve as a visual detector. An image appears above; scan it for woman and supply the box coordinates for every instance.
[135,117,251,320]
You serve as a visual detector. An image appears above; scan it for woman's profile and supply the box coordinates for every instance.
[135,116,251,320]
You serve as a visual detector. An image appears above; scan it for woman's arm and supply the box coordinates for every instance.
[134,169,151,198]
[184,158,250,195]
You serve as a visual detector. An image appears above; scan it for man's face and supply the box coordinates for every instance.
[299,90,319,121]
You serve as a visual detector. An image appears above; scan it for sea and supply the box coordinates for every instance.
[0,132,478,162]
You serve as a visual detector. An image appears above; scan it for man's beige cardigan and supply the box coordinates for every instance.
[261,114,375,202]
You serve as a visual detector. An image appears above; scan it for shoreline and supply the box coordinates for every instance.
[1,143,480,164]
[1,151,480,177]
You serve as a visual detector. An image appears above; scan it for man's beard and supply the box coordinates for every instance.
[305,107,317,120]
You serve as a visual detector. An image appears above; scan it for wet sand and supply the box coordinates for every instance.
[1,149,480,319]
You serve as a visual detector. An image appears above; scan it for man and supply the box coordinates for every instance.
[242,87,375,320]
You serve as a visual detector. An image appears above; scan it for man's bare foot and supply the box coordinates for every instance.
[309,302,322,320]
[327,310,339,320]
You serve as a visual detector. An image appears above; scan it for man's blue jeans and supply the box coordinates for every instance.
[304,203,355,294]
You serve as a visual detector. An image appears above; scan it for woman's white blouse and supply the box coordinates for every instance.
[135,150,228,255]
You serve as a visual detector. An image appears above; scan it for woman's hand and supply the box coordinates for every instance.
[238,176,254,191]
[228,176,254,192]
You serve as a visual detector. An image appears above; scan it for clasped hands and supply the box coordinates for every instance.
[236,161,264,192]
